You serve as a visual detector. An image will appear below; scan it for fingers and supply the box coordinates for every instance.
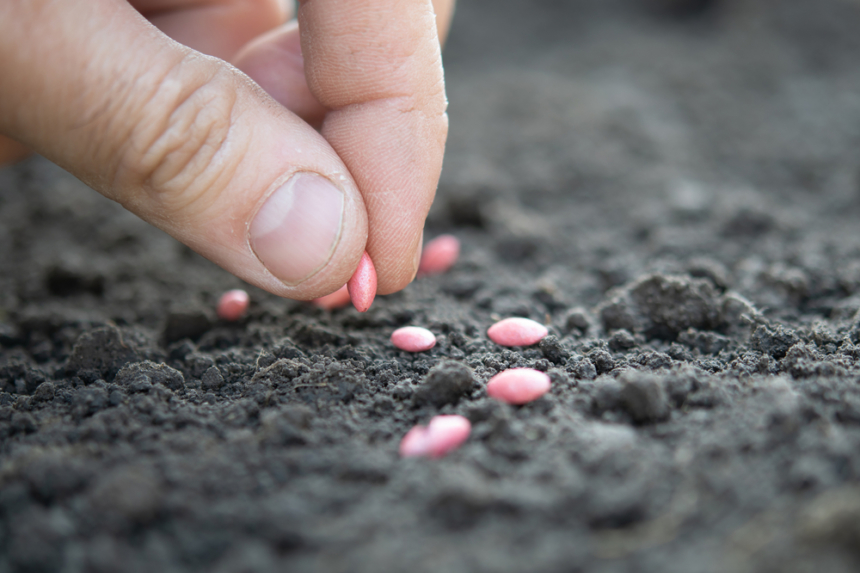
[0,0,368,300]
[0,134,31,165]
[298,0,449,294]
[233,0,455,127]
[233,21,328,128]
[131,0,290,60]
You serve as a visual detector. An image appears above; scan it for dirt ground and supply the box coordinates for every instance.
[4,1,860,571]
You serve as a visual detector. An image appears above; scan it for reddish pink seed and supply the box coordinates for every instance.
[399,415,471,458]
[347,252,377,312]
[486,368,551,405]
[216,289,249,321]
[312,284,351,310]
[391,326,437,352]
[487,317,548,347]
[418,234,460,276]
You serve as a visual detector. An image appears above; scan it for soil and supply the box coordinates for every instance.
[4,1,860,571]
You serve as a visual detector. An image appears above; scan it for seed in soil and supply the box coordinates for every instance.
[312,284,351,310]
[216,290,249,321]
[399,415,471,458]
[487,317,548,346]
[418,234,460,276]
[391,326,437,352]
[348,252,377,312]
[486,368,551,404]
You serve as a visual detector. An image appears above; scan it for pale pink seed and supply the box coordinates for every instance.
[426,415,472,457]
[418,234,461,276]
[312,284,351,310]
[399,415,471,458]
[486,368,551,405]
[399,425,434,457]
[391,326,437,352]
[216,289,249,321]
[347,251,377,313]
[487,317,548,347]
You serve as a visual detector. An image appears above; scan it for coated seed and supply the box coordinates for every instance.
[399,415,471,458]
[391,326,437,352]
[487,317,548,346]
[348,252,377,312]
[216,290,249,321]
[418,234,460,276]
[486,368,551,405]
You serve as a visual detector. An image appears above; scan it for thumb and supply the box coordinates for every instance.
[0,0,367,299]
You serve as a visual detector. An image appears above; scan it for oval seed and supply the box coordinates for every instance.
[391,326,437,352]
[486,368,551,405]
[312,284,351,310]
[418,234,460,276]
[487,317,548,347]
[347,251,377,313]
[216,289,249,321]
[399,415,471,458]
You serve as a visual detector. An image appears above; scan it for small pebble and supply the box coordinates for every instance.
[312,284,351,310]
[399,415,471,458]
[347,252,377,312]
[486,368,551,405]
[418,234,460,276]
[487,317,548,347]
[391,326,437,352]
[216,289,249,321]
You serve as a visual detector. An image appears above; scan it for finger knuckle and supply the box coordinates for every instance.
[114,58,244,215]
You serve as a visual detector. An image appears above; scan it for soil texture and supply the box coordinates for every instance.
[4,1,860,571]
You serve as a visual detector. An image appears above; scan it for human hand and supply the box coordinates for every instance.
[0,0,454,299]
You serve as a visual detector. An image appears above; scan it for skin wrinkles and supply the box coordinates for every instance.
[117,55,241,207]
[140,75,234,191]
[299,2,442,107]
[66,17,145,135]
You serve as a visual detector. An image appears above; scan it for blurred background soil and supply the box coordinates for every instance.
[4,0,860,571]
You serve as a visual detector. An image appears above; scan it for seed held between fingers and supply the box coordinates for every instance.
[347,252,377,312]
[486,368,551,405]
[391,326,437,352]
[487,317,548,346]
[216,290,250,321]
[418,234,460,276]
[312,284,351,310]
[399,415,471,458]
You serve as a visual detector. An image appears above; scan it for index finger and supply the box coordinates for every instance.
[298,0,449,294]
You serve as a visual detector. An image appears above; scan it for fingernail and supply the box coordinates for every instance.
[250,173,344,286]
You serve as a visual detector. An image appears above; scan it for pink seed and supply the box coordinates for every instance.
[391,326,437,352]
[418,234,460,276]
[312,284,351,310]
[487,317,548,347]
[216,289,249,321]
[347,252,377,312]
[399,415,471,458]
[486,368,551,405]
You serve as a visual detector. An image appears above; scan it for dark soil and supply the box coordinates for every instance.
[4,1,860,571]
